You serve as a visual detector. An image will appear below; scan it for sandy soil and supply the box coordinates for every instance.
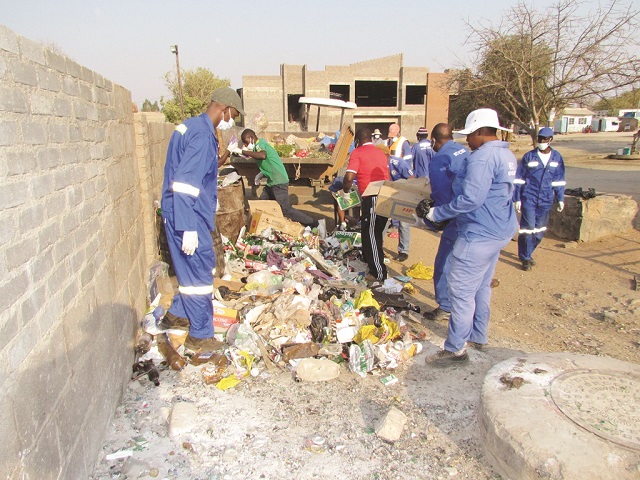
[90,133,640,480]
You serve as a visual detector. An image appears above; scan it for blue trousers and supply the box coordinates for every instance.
[433,225,456,312]
[164,217,215,339]
[397,221,411,255]
[444,232,510,352]
[518,204,551,261]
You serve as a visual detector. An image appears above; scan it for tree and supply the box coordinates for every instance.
[450,0,640,138]
[141,99,160,112]
[161,67,230,123]
[592,88,640,115]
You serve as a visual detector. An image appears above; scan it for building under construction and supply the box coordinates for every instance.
[241,54,450,138]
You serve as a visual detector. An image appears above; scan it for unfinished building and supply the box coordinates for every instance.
[241,54,450,138]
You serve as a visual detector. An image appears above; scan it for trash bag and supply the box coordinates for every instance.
[406,262,434,280]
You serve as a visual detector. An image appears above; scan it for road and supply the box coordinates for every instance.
[566,166,640,199]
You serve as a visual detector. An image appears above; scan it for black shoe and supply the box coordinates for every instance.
[425,349,469,367]
[521,260,532,271]
[158,312,190,331]
[396,253,409,262]
[423,307,450,321]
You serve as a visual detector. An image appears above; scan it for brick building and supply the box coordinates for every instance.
[241,54,450,138]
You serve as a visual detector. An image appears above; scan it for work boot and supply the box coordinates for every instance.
[158,312,190,332]
[466,341,486,351]
[521,260,532,271]
[423,307,450,322]
[184,334,225,354]
[425,349,469,367]
[396,252,409,262]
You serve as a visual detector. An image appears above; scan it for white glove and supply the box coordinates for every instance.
[339,221,347,231]
[227,141,238,153]
[254,172,264,186]
[426,208,436,222]
[515,201,521,213]
[557,201,564,212]
[181,231,198,256]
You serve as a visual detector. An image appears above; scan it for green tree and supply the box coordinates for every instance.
[592,89,640,115]
[450,0,639,139]
[161,67,230,123]
[141,99,160,112]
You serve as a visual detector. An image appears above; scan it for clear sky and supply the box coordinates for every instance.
[3,0,560,108]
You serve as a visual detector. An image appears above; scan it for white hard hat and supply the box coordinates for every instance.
[454,108,511,135]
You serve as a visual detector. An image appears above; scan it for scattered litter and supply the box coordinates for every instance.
[104,450,133,461]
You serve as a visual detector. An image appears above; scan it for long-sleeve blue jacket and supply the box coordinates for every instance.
[412,139,434,178]
[513,148,566,207]
[431,140,518,241]
[428,140,469,240]
[161,113,219,232]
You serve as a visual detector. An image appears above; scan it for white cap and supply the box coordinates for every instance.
[454,108,511,135]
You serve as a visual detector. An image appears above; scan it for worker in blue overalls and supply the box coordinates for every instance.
[159,87,244,355]
[513,127,566,271]
[421,123,469,322]
[418,109,518,366]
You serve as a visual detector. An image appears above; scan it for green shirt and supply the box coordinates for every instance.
[254,138,289,186]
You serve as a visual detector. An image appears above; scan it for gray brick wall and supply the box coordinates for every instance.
[0,25,157,479]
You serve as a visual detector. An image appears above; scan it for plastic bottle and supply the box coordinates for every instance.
[156,333,186,370]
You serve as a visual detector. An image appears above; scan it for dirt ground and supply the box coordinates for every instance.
[90,133,640,480]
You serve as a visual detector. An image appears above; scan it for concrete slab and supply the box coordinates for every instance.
[479,353,640,480]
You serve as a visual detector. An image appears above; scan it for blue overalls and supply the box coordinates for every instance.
[513,149,566,261]
[412,139,434,179]
[432,140,518,352]
[161,114,218,339]
[428,140,469,313]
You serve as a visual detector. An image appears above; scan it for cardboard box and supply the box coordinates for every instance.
[333,189,361,211]
[363,178,431,224]
[248,211,305,237]
[212,300,238,332]
[248,200,283,217]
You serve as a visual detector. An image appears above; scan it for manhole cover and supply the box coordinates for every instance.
[550,369,640,450]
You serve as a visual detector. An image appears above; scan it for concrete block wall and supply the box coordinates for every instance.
[134,112,174,268]
[0,25,149,479]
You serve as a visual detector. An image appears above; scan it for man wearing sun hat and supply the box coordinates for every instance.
[417,108,518,366]
[513,126,566,271]
[159,87,245,356]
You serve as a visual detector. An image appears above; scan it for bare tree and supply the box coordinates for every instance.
[451,0,640,137]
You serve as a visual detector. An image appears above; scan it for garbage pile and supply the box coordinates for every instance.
[135,207,434,389]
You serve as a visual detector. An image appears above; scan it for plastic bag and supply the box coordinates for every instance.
[354,289,380,310]
[406,261,434,280]
[349,340,375,377]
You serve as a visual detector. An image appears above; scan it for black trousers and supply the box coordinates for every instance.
[260,183,318,228]
[361,195,388,280]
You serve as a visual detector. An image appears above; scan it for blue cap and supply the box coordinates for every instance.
[538,127,554,137]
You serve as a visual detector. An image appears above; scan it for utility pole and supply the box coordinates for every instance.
[170,45,185,121]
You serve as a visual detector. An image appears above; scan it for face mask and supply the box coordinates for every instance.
[246,142,255,150]
[538,142,550,151]
[217,108,235,130]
